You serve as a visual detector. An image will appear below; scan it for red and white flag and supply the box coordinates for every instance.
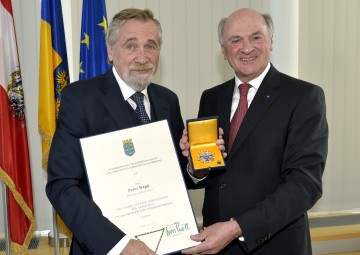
[0,0,35,253]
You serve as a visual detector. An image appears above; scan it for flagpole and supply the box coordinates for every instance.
[52,208,60,255]
[1,180,11,255]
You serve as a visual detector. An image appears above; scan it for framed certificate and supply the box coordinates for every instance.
[80,120,199,254]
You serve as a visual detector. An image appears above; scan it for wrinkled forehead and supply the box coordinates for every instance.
[120,19,161,43]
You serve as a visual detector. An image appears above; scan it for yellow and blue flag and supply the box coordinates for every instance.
[79,0,110,80]
[38,0,71,238]
[38,0,70,171]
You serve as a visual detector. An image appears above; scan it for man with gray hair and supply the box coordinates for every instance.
[180,8,328,255]
[46,8,190,255]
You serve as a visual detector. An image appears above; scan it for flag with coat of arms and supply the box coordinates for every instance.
[38,0,71,238]
[0,0,35,253]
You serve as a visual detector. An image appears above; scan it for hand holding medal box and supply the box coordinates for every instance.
[186,116,226,173]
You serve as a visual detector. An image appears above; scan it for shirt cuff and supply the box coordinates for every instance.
[107,235,131,255]
[230,218,245,242]
[187,163,207,183]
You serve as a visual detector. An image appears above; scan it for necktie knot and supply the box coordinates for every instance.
[130,92,151,124]
[239,83,251,96]
[131,92,144,103]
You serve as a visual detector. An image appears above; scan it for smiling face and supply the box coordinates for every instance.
[107,19,161,91]
[221,9,273,83]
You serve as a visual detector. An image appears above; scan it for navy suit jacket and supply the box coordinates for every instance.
[196,65,328,255]
[46,69,188,254]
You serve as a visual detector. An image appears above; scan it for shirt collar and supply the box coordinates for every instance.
[112,66,149,100]
[234,63,271,90]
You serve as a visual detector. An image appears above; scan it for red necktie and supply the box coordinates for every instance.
[228,83,251,153]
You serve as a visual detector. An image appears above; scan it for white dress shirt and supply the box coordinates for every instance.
[230,63,271,121]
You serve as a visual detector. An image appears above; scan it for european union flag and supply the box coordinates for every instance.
[79,0,110,80]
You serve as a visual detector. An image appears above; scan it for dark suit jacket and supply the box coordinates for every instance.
[46,69,188,255]
[196,65,328,255]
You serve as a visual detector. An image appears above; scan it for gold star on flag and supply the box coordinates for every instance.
[79,62,85,73]
[98,16,107,33]
[81,33,90,50]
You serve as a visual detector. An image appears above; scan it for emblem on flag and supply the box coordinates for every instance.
[7,70,25,120]
[123,139,135,156]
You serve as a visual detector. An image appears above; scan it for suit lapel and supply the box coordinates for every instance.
[228,66,282,161]
[147,84,171,122]
[218,79,236,145]
[98,70,136,130]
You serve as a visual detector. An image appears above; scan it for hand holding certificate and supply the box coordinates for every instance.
[80,120,199,254]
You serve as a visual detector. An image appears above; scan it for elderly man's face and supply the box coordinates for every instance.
[221,9,273,83]
[108,19,161,91]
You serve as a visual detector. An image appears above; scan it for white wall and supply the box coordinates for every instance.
[299,0,360,212]
[1,0,359,234]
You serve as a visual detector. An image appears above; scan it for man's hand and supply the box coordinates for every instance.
[181,220,242,255]
[179,128,191,158]
[179,127,227,179]
[120,239,155,255]
[216,127,227,159]
[179,127,227,159]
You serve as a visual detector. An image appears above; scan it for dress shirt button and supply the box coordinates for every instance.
[220,183,227,189]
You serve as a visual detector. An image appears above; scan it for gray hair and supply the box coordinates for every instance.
[106,8,162,48]
[218,12,274,45]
